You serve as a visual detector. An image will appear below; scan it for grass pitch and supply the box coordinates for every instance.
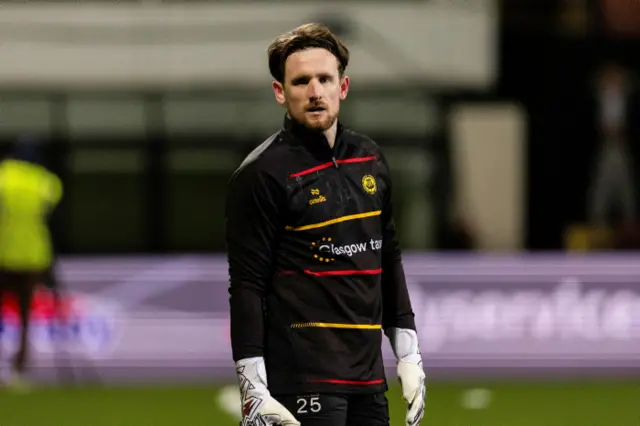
[0,380,638,426]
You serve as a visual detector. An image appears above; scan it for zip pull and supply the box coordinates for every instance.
[332,157,339,169]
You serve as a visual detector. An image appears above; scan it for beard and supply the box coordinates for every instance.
[290,107,337,132]
[302,113,336,131]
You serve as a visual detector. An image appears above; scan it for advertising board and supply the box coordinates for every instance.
[1,254,638,383]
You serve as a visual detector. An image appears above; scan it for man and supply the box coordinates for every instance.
[588,62,636,227]
[226,23,426,426]
[0,136,63,389]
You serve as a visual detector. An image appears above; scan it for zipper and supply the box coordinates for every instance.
[328,134,352,202]
[332,156,352,201]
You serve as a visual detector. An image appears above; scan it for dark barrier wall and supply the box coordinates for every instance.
[0,89,441,254]
[12,135,435,254]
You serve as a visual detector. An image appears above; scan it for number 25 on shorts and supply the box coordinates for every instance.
[297,395,322,414]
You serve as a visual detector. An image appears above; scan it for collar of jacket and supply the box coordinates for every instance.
[282,114,344,158]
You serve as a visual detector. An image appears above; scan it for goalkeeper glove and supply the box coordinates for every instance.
[386,327,426,426]
[235,357,300,426]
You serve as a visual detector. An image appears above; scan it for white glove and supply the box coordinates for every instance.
[235,357,301,426]
[386,327,426,426]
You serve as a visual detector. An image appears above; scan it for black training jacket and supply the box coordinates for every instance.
[226,116,416,395]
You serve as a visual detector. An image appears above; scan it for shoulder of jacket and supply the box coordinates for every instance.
[342,128,383,155]
[231,131,289,181]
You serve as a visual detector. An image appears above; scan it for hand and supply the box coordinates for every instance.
[236,357,301,426]
[397,358,426,426]
[240,396,301,426]
[385,327,426,426]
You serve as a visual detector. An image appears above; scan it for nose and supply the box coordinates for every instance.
[307,79,323,99]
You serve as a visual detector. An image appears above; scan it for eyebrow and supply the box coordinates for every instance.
[290,73,334,84]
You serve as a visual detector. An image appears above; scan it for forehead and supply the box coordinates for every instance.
[284,48,340,79]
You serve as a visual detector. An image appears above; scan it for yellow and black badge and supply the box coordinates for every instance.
[362,175,377,195]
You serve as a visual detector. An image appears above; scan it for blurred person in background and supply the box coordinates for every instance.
[588,62,637,228]
[0,136,62,390]
[597,0,640,38]
[226,23,425,426]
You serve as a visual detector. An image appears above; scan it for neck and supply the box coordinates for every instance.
[323,121,338,149]
[285,113,340,148]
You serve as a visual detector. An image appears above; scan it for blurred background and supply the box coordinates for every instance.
[1,0,639,425]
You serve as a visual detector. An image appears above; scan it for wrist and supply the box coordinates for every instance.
[386,327,422,364]
[399,353,423,365]
[235,356,270,395]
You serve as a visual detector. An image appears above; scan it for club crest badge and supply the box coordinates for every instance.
[362,175,377,195]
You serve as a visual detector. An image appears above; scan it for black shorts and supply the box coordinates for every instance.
[274,393,390,426]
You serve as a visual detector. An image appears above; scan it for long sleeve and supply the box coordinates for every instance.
[379,153,416,332]
[226,160,284,361]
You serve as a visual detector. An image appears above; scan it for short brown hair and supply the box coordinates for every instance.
[268,23,350,83]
